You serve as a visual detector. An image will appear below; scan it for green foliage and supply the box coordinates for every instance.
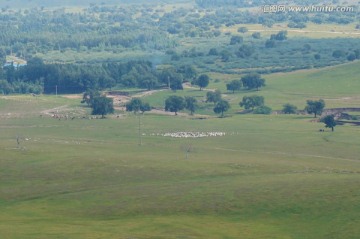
[282,103,298,114]
[252,32,261,39]
[126,98,151,114]
[253,105,272,114]
[322,115,337,131]
[305,99,325,118]
[226,80,242,93]
[236,44,255,58]
[185,96,198,115]
[241,73,266,91]
[165,95,185,115]
[91,96,114,117]
[206,90,222,104]
[332,50,346,58]
[213,99,230,117]
[230,35,243,45]
[82,90,100,106]
[193,74,210,91]
[270,31,288,41]
[159,68,184,91]
[240,95,264,110]
[237,27,248,33]
[208,48,218,56]
[265,39,276,48]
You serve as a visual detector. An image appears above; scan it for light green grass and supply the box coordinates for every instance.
[1,63,360,238]
[144,61,360,114]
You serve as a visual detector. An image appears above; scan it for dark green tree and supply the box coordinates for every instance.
[230,35,243,45]
[194,74,210,91]
[226,80,242,93]
[91,96,114,118]
[305,99,325,118]
[270,31,287,41]
[214,100,230,117]
[185,96,198,115]
[240,95,264,110]
[252,32,261,39]
[176,65,197,81]
[165,95,185,115]
[282,103,298,114]
[206,90,222,104]
[236,44,254,58]
[126,98,151,114]
[160,68,184,91]
[322,115,337,131]
[241,73,265,91]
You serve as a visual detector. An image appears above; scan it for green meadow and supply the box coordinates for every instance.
[1,62,360,238]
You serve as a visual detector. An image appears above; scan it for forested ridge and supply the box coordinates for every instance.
[0,0,359,94]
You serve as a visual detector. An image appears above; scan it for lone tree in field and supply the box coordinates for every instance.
[305,99,325,118]
[322,115,337,131]
[126,98,151,114]
[214,100,230,117]
[185,96,198,115]
[165,95,185,115]
[206,90,222,104]
[193,74,210,91]
[226,80,242,93]
[241,73,265,91]
[240,95,264,110]
[91,96,114,118]
[282,103,298,114]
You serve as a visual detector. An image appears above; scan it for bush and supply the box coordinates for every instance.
[253,106,272,114]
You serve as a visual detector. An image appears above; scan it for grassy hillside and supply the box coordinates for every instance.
[0,62,359,238]
[143,60,360,115]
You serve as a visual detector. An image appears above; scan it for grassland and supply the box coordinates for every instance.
[1,63,360,238]
[143,61,360,116]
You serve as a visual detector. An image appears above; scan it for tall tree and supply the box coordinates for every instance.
[241,73,265,91]
[91,96,114,118]
[213,100,230,117]
[165,95,185,115]
[322,115,337,131]
[185,96,198,115]
[226,80,242,93]
[126,98,151,114]
[240,95,264,110]
[206,90,222,104]
[305,99,325,118]
[193,74,210,91]
[282,103,298,114]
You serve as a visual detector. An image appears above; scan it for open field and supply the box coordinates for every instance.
[1,62,360,238]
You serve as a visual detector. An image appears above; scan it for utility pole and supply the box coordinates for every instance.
[138,113,142,146]
[55,85,58,96]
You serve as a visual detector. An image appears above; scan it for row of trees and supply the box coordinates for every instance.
[84,89,336,131]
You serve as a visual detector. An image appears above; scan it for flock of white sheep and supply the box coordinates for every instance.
[147,132,226,138]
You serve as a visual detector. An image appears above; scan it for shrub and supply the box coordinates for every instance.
[253,106,272,114]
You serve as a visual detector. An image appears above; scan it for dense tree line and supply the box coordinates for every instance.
[0,57,200,94]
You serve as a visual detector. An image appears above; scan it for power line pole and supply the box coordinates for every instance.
[55,85,58,96]
[138,114,142,146]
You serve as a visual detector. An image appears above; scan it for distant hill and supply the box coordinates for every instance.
[0,0,191,8]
